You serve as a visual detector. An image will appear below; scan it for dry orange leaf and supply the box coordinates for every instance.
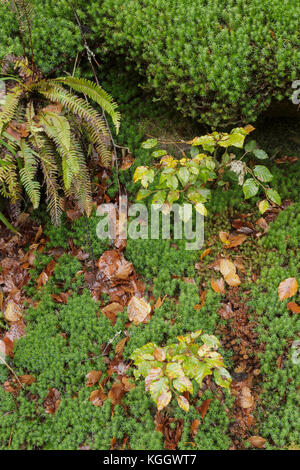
[225,273,241,287]
[287,302,300,314]
[19,375,36,385]
[108,382,124,405]
[219,231,247,248]
[154,294,167,310]
[127,296,151,324]
[193,290,207,310]
[244,124,255,134]
[226,234,247,249]
[0,287,4,311]
[220,259,241,286]
[190,419,201,437]
[115,337,128,355]
[102,302,124,326]
[121,154,134,171]
[36,271,49,288]
[247,436,267,449]
[90,389,107,406]
[4,301,22,322]
[278,277,298,301]
[211,278,225,294]
[240,386,255,409]
[121,376,135,391]
[256,217,269,232]
[44,388,61,414]
[219,231,230,245]
[198,398,211,419]
[86,370,102,387]
[200,248,212,260]
[220,259,236,277]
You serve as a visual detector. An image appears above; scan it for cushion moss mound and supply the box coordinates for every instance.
[1,1,299,126]
[91,0,300,126]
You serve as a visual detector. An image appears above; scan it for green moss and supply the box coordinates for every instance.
[247,203,300,448]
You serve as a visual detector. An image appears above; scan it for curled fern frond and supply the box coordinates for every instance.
[53,76,121,133]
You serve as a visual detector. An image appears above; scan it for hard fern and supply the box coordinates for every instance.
[18,139,40,208]
[53,76,121,133]
[0,55,120,224]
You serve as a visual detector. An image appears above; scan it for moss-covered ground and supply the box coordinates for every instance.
[0,81,299,449]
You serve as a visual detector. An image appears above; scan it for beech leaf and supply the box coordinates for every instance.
[278,278,298,301]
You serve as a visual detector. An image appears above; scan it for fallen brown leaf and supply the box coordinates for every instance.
[220,259,241,286]
[90,389,107,406]
[200,248,212,259]
[86,370,102,387]
[115,337,128,355]
[97,250,133,281]
[193,290,207,310]
[127,296,151,324]
[190,419,201,438]
[240,386,255,409]
[19,375,36,385]
[278,278,298,301]
[287,302,300,314]
[44,388,61,414]
[108,382,124,404]
[4,300,22,322]
[154,348,166,361]
[36,271,49,288]
[247,436,266,449]
[154,294,167,310]
[198,398,211,419]
[211,278,225,294]
[278,277,298,300]
[121,154,134,171]
[101,302,124,325]
[256,217,269,232]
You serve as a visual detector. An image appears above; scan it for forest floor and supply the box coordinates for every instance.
[0,79,300,449]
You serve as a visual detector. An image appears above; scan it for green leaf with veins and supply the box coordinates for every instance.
[243,178,259,199]
[166,362,184,379]
[173,376,193,393]
[245,140,257,152]
[136,188,151,200]
[149,377,169,401]
[214,367,232,389]
[201,334,220,348]
[266,188,281,205]
[253,165,273,182]
[253,149,269,160]
[177,167,190,185]
[142,138,158,149]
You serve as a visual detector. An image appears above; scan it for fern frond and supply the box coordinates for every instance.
[53,76,121,133]
[35,135,63,225]
[0,153,21,202]
[13,56,33,78]
[0,85,23,133]
[39,84,109,140]
[83,122,112,168]
[39,111,71,153]
[67,138,92,216]
[18,139,40,208]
